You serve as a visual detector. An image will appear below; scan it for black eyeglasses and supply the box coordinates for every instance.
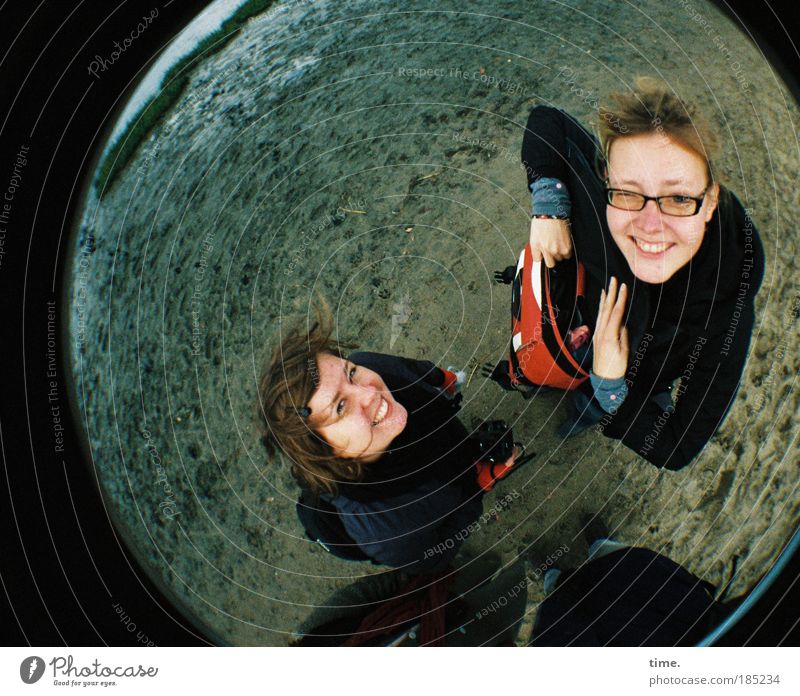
[605,186,709,217]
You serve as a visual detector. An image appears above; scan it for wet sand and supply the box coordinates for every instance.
[70,0,799,645]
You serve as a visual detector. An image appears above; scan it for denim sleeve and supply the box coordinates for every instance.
[530,177,571,218]
[589,371,629,414]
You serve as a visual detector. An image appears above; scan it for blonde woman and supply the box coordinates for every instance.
[518,77,764,468]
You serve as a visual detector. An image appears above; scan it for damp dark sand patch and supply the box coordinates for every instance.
[70,0,800,645]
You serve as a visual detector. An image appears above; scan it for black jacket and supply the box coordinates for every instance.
[322,352,483,574]
[530,546,724,646]
[521,106,764,469]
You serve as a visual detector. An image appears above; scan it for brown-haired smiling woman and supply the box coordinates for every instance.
[516,77,764,469]
[257,307,519,573]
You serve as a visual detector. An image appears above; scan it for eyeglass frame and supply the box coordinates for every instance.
[604,185,710,217]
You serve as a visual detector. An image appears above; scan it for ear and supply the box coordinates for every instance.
[704,181,720,222]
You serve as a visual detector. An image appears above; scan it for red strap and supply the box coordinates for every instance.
[576,261,585,297]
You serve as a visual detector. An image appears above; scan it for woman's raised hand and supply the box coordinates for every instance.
[592,276,629,380]
[528,217,573,268]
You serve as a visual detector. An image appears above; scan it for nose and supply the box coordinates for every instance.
[636,198,664,234]
[348,377,378,412]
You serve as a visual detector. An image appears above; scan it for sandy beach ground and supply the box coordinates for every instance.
[69,0,799,645]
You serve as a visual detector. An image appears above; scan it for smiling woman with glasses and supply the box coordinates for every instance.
[515,76,764,471]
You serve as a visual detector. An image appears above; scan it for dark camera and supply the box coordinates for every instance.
[473,420,514,463]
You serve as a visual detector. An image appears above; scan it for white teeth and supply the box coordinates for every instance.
[634,238,670,254]
[372,399,388,426]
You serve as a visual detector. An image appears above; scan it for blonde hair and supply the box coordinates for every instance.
[597,76,721,184]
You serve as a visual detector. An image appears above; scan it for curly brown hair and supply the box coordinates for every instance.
[596,76,722,186]
[255,304,365,495]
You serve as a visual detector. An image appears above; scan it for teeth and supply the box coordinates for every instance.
[372,399,388,426]
[634,238,670,254]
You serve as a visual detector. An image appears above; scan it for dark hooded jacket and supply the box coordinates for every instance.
[320,352,484,574]
[521,106,764,469]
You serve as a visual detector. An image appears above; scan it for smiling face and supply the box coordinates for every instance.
[307,353,408,462]
[605,132,719,284]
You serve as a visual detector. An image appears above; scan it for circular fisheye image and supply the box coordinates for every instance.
[67,0,799,646]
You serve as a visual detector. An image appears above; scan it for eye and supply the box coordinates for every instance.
[335,366,357,416]
[670,195,691,204]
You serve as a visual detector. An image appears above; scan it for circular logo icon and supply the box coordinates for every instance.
[20,657,45,684]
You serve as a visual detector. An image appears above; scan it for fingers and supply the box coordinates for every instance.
[595,286,609,336]
[544,245,572,264]
[552,219,573,260]
[529,219,542,261]
[606,275,618,306]
[596,277,627,338]
[555,236,573,260]
[592,278,629,380]
[620,325,630,351]
[529,218,572,267]
[607,281,627,338]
